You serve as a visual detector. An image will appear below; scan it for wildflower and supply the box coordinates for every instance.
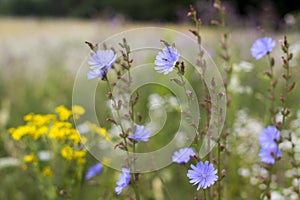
[259,144,282,164]
[259,126,280,148]
[172,148,196,164]
[87,49,117,80]
[87,68,108,80]
[38,150,52,161]
[55,105,72,121]
[61,146,73,160]
[95,126,107,137]
[32,114,55,126]
[48,121,72,140]
[85,163,103,179]
[34,126,48,140]
[258,126,282,164]
[42,166,54,177]
[115,168,131,195]
[155,46,180,74]
[105,135,111,141]
[73,150,86,159]
[23,113,34,121]
[251,37,276,60]
[9,126,30,140]
[187,161,218,190]
[101,157,111,166]
[128,124,151,142]
[68,129,83,144]
[72,105,85,119]
[23,155,36,163]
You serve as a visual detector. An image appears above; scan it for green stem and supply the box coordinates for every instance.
[105,78,130,153]
[265,165,273,200]
[106,76,141,199]
[265,54,276,126]
[217,140,221,200]
[130,141,141,200]
[204,189,208,200]
[176,68,199,143]
[131,178,141,200]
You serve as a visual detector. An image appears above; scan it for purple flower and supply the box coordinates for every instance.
[172,148,196,164]
[258,126,282,165]
[259,144,282,164]
[155,46,180,74]
[128,124,151,142]
[87,49,117,80]
[187,161,218,190]
[115,168,131,195]
[87,68,108,80]
[251,37,276,60]
[259,126,280,148]
[85,163,103,180]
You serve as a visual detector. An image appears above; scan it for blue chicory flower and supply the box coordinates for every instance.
[87,49,117,80]
[259,144,282,164]
[87,68,108,80]
[128,124,151,142]
[258,126,282,165]
[155,46,180,74]
[251,37,276,60]
[85,163,103,180]
[172,147,196,164]
[187,161,218,190]
[259,126,280,148]
[115,168,131,195]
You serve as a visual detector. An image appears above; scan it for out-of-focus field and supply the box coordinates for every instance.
[1,17,300,200]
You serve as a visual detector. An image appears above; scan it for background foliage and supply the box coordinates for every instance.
[0,0,300,23]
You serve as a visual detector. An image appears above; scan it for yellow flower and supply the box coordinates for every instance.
[72,105,85,119]
[61,146,86,162]
[33,126,48,140]
[80,136,87,144]
[61,146,73,160]
[23,113,34,121]
[55,105,72,121]
[101,157,111,166]
[89,124,110,141]
[105,135,111,141]
[32,114,54,126]
[24,155,36,163]
[9,125,35,141]
[48,122,72,140]
[73,150,86,159]
[42,166,54,177]
[96,127,107,136]
[68,130,82,144]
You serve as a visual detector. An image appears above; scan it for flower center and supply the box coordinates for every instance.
[201,173,207,178]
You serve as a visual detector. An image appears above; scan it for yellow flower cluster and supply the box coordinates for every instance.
[61,146,86,164]
[8,114,55,140]
[48,121,85,144]
[8,105,85,142]
[8,105,88,165]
